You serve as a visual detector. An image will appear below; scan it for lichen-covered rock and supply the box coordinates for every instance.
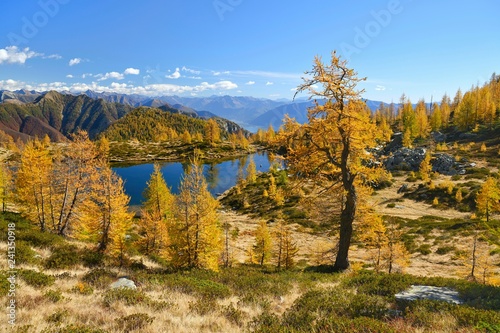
[109,277,136,290]
[395,285,462,304]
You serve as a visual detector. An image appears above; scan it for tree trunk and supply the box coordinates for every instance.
[333,137,357,272]
[333,181,356,271]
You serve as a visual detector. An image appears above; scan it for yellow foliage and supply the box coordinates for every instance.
[170,161,222,271]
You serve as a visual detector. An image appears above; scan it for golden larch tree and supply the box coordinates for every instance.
[138,163,174,257]
[0,161,12,212]
[276,51,382,271]
[476,177,500,223]
[252,220,273,266]
[274,219,298,270]
[76,165,133,254]
[15,138,53,232]
[170,159,222,271]
[246,157,257,184]
[204,118,221,147]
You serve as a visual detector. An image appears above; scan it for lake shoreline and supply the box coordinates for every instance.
[109,140,267,165]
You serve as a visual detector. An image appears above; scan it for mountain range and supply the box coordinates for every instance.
[0,89,396,141]
[0,91,247,141]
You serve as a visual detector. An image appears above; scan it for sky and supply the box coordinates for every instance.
[0,0,499,103]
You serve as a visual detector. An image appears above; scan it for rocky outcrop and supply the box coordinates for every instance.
[384,147,427,171]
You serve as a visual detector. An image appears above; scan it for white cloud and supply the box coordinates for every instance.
[212,70,230,76]
[0,46,38,65]
[0,77,238,96]
[266,81,274,86]
[0,79,26,90]
[66,74,74,78]
[124,67,140,75]
[44,54,62,60]
[69,58,82,66]
[166,68,181,79]
[181,66,201,75]
[96,71,124,81]
[246,81,256,85]
[375,85,386,91]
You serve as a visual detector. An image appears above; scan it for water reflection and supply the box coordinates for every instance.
[112,152,271,206]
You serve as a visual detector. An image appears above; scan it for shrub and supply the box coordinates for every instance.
[82,269,116,289]
[40,324,109,333]
[46,309,69,324]
[0,271,11,296]
[81,251,105,268]
[102,288,149,307]
[164,274,231,299]
[18,229,64,248]
[18,269,55,288]
[14,241,39,265]
[417,244,432,255]
[223,304,245,326]
[44,289,64,303]
[71,282,94,295]
[115,313,154,333]
[315,316,396,333]
[436,246,456,255]
[188,297,219,315]
[249,312,282,333]
[344,271,414,298]
[44,245,80,269]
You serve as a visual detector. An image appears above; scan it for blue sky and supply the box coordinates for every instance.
[0,0,499,102]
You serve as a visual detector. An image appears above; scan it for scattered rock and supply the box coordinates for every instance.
[431,131,446,143]
[432,153,474,175]
[397,184,408,194]
[384,147,426,171]
[109,277,136,290]
[383,132,403,155]
[395,285,462,304]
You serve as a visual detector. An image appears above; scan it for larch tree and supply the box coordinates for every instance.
[0,161,12,212]
[419,151,432,183]
[15,138,53,232]
[138,163,174,256]
[51,131,101,236]
[76,165,133,254]
[381,220,410,274]
[277,51,382,271]
[274,219,298,270]
[204,118,221,147]
[252,220,272,266]
[170,159,222,271]
[246,157,257,184]
[358,213,386,272]
[400,98,417,147]
[440,94,452,128]
[430,103,442,131]
[415,99,429,139]
[454,90,476,130]
[476,177,500,223]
